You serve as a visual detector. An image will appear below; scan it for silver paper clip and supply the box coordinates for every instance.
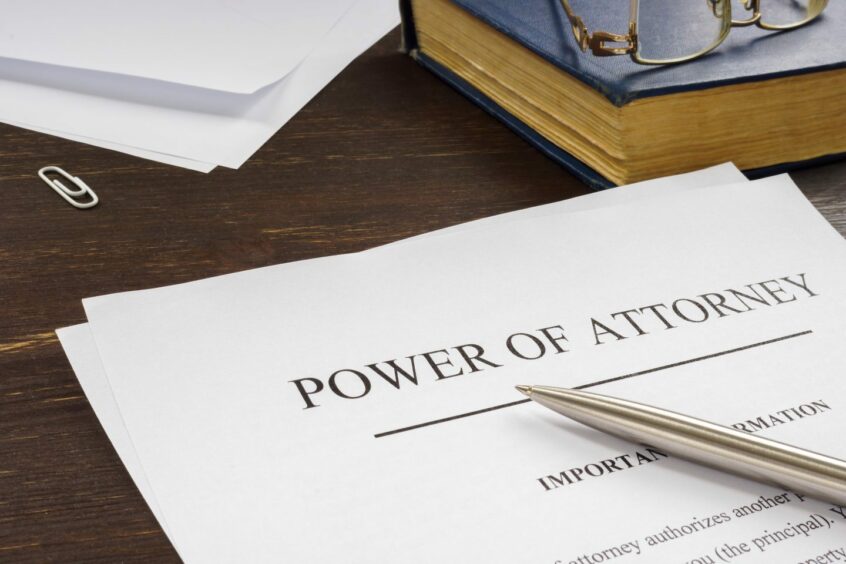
[38,166,99,209]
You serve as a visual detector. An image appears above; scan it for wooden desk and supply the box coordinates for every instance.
[1,29,845,561]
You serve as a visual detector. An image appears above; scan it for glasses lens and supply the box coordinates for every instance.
[761,0,827,28]
[636,0,731,63]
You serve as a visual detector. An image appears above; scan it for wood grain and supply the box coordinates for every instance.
[0,28,844,562]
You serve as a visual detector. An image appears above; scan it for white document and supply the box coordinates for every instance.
[0,0,355,94]
[0,0,400,168]
[77,173,846,562]
[9,120,216,173]
[56,164,745,561]
[387,163,747,247]
[56,324,175,543]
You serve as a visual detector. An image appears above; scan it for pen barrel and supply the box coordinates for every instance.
[530,387,846,506]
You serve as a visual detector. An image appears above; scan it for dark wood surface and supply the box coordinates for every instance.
[1,28,845,562]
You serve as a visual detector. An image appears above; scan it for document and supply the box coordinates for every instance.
[70,173,846,562]
[0,0,355,93]
[8,120,216,173]
[58,164,745,561]
[57,324,176,541]
[386,163,746,247]
[0,0,400,169]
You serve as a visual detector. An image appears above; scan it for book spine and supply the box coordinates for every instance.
[414,53,613,190]
[398,0,419,55]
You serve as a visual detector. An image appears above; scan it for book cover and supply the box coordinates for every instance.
[400,0,846,189]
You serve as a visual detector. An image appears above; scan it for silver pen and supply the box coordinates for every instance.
[516,385,846,506]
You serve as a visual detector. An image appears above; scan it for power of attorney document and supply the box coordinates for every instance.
[57,163,746,560]
[78,173,846,562]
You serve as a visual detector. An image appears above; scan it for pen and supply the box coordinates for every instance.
[516,385,846,506]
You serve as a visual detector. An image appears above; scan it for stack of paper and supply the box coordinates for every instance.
[0,0,400,172]
[58,164,846,562]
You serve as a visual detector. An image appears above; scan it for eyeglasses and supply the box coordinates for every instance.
[560,0,829,65]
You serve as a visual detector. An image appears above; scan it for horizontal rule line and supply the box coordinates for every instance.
[373,330,813,439]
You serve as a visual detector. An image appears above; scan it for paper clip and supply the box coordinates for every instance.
[38,166,99,209]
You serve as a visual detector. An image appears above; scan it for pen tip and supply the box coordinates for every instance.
[515,385,533,397]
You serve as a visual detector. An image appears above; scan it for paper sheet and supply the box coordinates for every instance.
[0,0,400,168]
[0,0,355,94]
[76,171,846,561]
[56,325,175,542]
[56,164,746,562]
[385,163,747,247]
[9,120,216,173]
[84,174,846,562]
[81,174,846,562]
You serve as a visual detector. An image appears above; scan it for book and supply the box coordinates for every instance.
[399,0,846,189]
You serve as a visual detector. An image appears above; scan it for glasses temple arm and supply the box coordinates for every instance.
[559,0,637,56]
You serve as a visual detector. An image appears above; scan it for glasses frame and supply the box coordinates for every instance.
[559,0,830,65]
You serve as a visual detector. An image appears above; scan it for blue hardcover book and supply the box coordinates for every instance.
[400,0,846,189]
